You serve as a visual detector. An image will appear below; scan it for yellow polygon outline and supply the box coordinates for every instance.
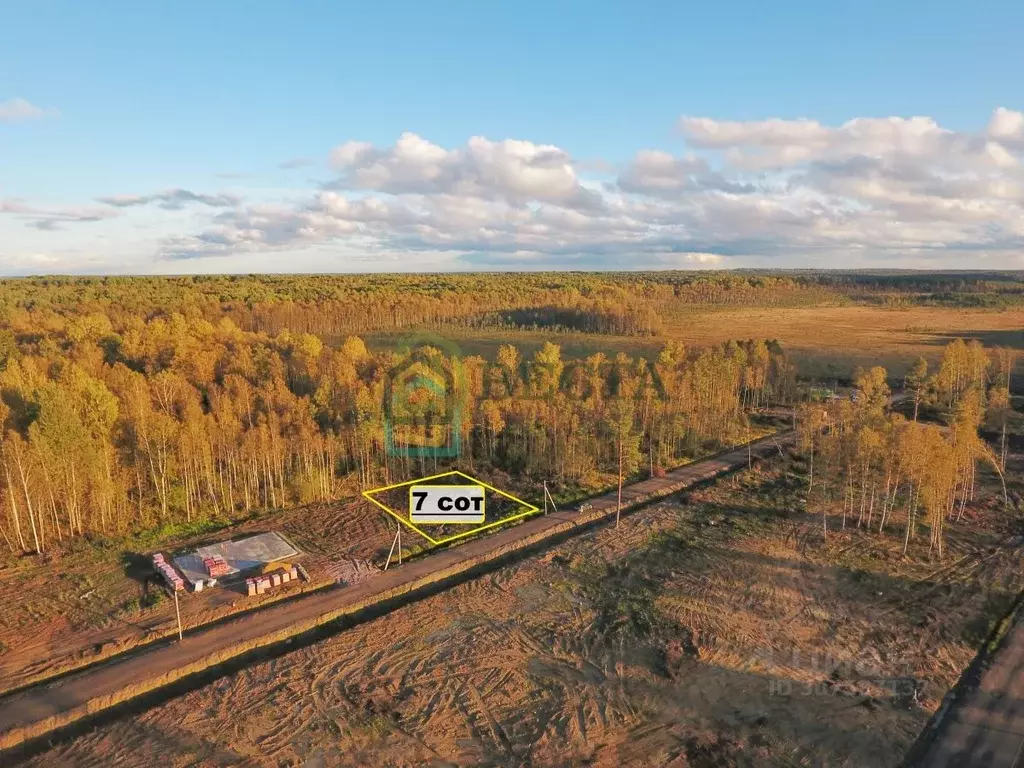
[409,484,485,525]
[362,470,541,546]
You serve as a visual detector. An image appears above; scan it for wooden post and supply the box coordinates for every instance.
[172,588,183,642]
[616,430,623,529]
[544,484,557,515]
[384,526,400,571]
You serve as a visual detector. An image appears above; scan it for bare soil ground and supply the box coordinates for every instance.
[0,498,396,694]
[22,454,1023,767]
[0,420,776,697]
[0,456,654,694]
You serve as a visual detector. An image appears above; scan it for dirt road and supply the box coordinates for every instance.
[907,605,1024,767]
[0,432,791,756]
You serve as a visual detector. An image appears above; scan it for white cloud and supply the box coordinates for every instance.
[97,189,241,210]
[680,116,831,149]
[989,107,1024,151]
[0,198,120,230]
[161,194,397,259]
[5,107,1024,272]
[327,132,603,209]
[678,113,1010,174]
[679,252,725,265]
[618,149,755,197]
[164,108,1024,266]
[0,97,58,123]
[619,150,708,193]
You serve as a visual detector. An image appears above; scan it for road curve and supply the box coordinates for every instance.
[0,431,793,756]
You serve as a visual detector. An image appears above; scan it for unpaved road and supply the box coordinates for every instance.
[0,432,792,755]
[909,607,1024,767]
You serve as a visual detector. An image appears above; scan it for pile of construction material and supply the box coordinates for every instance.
[246,565,300,597]
[203,555,230,578]
[172,531,299,591]
[152,553,184,591]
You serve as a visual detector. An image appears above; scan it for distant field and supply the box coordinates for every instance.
[361,329,663,364]
[362,305,1024,381]
[665,305,1024,380]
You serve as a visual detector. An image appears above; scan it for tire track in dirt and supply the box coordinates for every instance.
[22,442,991,767]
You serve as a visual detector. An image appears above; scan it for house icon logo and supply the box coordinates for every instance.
[383,333,465,458]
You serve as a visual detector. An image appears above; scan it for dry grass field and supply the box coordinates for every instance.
[366,305,1024,381]
[23,453,1023,767]
[663,306,1024,379]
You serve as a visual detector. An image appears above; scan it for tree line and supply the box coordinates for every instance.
[5,273,1021,349]
[797,339,1015,558]
[0,304,795,554]
[0,273,843,343]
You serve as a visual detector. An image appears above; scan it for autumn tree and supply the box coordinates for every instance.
[905,356,929,421]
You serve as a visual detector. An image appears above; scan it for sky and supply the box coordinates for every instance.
[1,0,1023,275]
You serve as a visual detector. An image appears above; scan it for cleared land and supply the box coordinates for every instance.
[0,410,783,699]
[0,435,782,755]
[13,447,1023,767]
[0,496,396,695]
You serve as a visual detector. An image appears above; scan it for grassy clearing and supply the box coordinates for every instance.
[358,305,1024,382]
[360,327,664,364]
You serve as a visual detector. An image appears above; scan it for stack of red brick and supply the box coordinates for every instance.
[152,553,184,591]
[203,555,230,578]
[246,565,300,597]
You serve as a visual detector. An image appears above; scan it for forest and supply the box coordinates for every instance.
[2,271,1023,344]
[0,298,793,554]
[0,271,1017,557]
[797,339,1016,557]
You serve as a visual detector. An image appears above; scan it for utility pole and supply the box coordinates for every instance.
[384,524,401,571]
[616,426,623,529]
[172,587,183,641]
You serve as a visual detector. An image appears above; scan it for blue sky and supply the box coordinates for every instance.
[2,1,1023,274]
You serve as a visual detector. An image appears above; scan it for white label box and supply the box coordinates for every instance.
[409,485,485,524]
